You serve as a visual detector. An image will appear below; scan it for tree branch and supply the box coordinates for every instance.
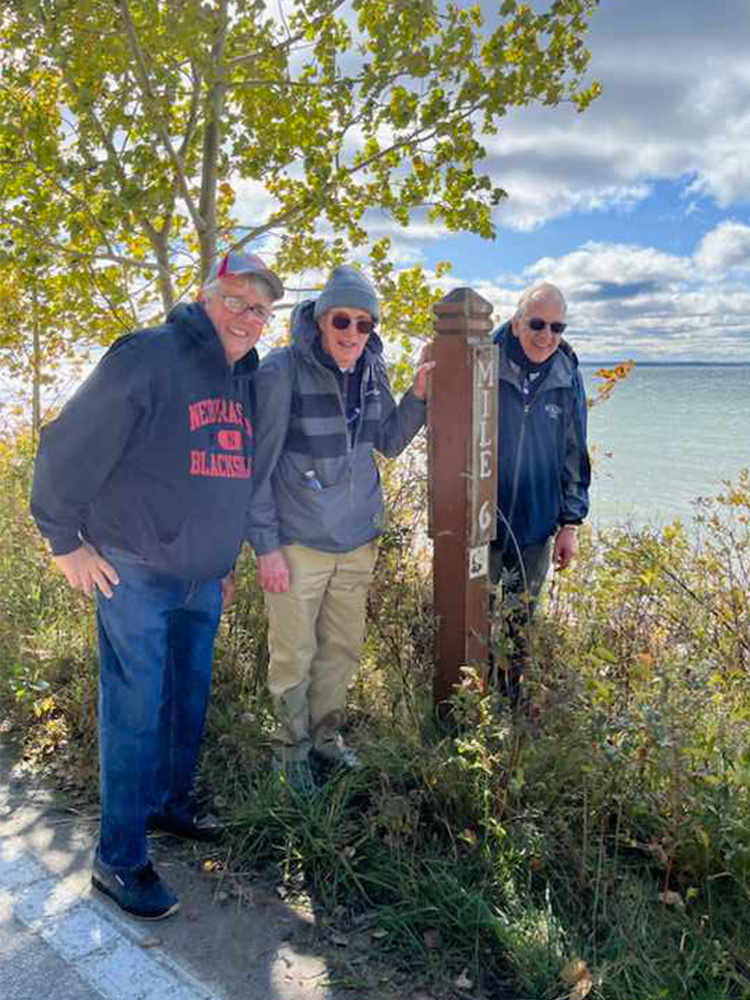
[58,69,165,250]
[178,60,203,162]
[117,0,205,237]
[156,59,204,244]
[197,0,229,277]
[0,225,163,272]
[225,0,349,68]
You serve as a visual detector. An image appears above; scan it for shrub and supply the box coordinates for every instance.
[3,429,750,999]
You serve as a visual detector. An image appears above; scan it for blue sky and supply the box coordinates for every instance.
[242,0,750,363]
[230,1,750,362]
[372,0,750,362]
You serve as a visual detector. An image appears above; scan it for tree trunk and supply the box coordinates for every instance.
[198,1,229,282]
[31,276,41,449]
[154,237,175,315]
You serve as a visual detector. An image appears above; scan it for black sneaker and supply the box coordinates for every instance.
[149,810,224,843]
[91,857,180,920]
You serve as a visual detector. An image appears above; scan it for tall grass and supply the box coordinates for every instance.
[1,433,749,999]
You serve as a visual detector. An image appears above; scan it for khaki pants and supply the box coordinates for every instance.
[265,541,378,762]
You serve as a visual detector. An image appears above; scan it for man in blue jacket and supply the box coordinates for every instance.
[491,282,590,706]
[31,251,283,920]
[248,266,433,787]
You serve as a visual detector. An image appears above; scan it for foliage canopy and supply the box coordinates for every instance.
[0,0,600,431]
[1,0,600,316]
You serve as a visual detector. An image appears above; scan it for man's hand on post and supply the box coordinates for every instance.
[257,549,290,593]
[413,343,436,401]
[553,525,578,571]
[52,541,119,598]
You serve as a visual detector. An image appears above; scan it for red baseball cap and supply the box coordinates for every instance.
[209,250,283,301]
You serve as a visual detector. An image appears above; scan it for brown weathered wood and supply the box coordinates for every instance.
[428,287,497,707]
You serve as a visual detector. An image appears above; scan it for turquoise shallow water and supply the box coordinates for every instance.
[583,364,750,530]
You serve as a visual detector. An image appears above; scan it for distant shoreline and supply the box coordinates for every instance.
[580,361,750,367]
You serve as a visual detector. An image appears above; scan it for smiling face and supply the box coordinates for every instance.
[512,290,567,365]
[317,307,374,370]
[202,275,274,364]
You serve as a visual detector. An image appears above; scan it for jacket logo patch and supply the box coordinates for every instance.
[217,429,242,451]
[545,403,562,420]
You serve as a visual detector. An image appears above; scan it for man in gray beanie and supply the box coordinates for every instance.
[248,265,433,787]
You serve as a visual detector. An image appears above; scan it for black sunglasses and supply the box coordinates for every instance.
[528,317,566,335]
[331,313,375,335]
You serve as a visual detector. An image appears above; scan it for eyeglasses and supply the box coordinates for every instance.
[330,313,375,336]
[220,294,272,323]
[527,317,566,335]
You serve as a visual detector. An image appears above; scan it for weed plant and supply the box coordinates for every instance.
[2,433,750,999]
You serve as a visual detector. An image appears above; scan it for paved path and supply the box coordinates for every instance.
[0,743,398,1000]
[0,759,218,999]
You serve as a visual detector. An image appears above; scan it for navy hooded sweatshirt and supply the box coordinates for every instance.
[31,302,257,581]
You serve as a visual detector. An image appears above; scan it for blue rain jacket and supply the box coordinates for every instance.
[494,320,590,550]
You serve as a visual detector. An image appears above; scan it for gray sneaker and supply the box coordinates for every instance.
[92,857,179,920]
[311,734,361,773]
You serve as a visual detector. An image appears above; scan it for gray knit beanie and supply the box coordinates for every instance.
[313,266,380,323]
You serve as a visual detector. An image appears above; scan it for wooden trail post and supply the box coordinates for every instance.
[428,287,497,708]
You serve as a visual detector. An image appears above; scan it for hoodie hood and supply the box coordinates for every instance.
[167,301,259,377]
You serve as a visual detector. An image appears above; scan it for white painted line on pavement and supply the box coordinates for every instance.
[0,838,220,1000]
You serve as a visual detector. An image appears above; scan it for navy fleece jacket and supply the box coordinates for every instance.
[31,302,257,581]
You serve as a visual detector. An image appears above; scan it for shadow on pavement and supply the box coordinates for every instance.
[0,740,407,999]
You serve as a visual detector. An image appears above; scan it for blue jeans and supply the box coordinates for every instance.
[95,549,222,869]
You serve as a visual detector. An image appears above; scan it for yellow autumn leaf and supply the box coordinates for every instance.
[658,890,685,910]
[561,958,593,999]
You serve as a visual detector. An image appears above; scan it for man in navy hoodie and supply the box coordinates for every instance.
[31,251,283,920]
[491,282,590,706]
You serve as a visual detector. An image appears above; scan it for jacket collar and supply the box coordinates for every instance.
[167,301,259,377]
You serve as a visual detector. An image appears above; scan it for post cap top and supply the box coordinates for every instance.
[433,287,494,337]
[433,286,493,318]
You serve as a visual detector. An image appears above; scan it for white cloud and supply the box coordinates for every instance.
[480,232,750,361]
[481,0,750,230]
[356,225,750,362]
[695,220,750,276]
[526,242,690,296]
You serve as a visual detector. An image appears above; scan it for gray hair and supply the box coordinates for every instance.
[514,282,566,322]
[202,273,275,303]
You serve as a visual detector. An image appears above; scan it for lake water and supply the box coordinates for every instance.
[583,364,750,531]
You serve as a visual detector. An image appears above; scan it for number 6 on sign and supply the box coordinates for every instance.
[468,545,489,580]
